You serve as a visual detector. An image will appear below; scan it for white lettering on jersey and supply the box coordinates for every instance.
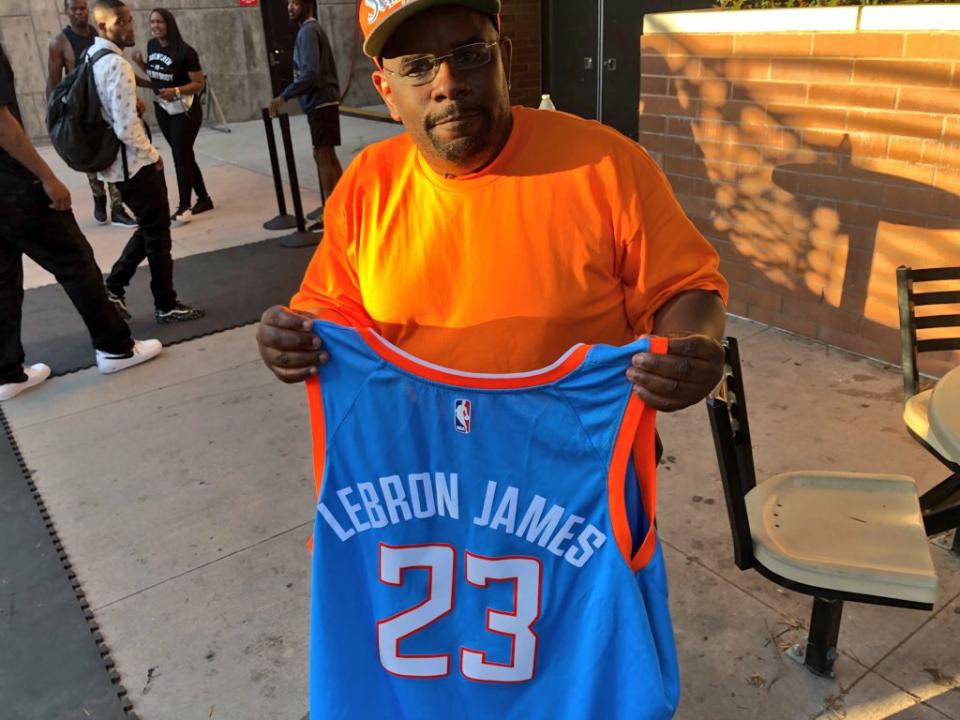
[408,472,436,519]
[435,472,459,520]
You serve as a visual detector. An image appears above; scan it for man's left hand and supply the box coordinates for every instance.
[135,96,146,115]
[268,96,286,117]
[627,334,724,412]
[157,88,178,102]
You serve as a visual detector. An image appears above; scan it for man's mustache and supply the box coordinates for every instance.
[425,105,488,130]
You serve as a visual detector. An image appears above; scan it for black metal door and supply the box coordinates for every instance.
[542,0,600,121]
[261,1,298,97]
[542,0,713,138]
[598,0,647,139]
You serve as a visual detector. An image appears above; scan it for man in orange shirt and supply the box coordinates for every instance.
[257,0,728,414]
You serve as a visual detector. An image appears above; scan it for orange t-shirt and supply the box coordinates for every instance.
[291,106,727,373]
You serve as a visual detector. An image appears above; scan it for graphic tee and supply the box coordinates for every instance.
[306,320,679,720]
[144,37,200,92]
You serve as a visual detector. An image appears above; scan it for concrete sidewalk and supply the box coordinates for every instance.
[6,116,959,720]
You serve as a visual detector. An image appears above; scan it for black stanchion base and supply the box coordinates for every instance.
[263,214,298,231]
[278,230,323,249]
[306,206,323,221]
[307,220,324,232]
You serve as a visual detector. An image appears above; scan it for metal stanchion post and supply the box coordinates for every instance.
[278,113,322,249]
[261,108,297,231]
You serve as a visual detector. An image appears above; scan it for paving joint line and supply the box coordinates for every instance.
[93,521,313,613]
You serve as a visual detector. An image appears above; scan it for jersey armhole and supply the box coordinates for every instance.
[607,397,659,572]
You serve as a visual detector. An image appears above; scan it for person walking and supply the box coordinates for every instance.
[46,0,137,228]
[0,42,161,401]
[131,8,213,226]
[90,0,203,324]
[268,0,342,226]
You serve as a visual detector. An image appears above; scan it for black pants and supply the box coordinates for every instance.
[156,101,207,212]
[106,162,179,311]
[0,181,133,383]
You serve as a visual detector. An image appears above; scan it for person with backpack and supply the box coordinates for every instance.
[130,8,213,226]
[46,0,137,228]
[0,42,161,401]
[87,0,203,324]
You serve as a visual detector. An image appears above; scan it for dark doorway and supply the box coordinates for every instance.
[542,0,713,140]
[260,2,298,97]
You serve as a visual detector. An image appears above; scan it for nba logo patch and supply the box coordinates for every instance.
[454,399,471,434]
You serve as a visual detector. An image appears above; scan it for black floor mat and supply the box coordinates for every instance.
[0,406,134,719]
[22,239,315,376]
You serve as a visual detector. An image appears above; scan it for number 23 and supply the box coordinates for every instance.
[377,543,542,683]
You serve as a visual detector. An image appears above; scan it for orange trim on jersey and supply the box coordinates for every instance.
[630,408,659,571]
[648,336,669,355]
[608,394,644,565]
[358,328,591,389]
[305,375,327,500]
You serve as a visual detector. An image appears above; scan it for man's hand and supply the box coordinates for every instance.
[627,334,724,412]
[131,49,145,69]
[158,88,178,102]
[41,174,71,211]
[155,157,164,172]
[268,96,286,117]
[135,96,146,115]
[257,305,328,383]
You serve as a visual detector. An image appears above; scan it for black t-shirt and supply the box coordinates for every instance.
[145,38,201,92]
[0,44,36,189]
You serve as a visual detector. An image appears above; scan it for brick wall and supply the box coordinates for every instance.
[501,0,541,107]
[639,21,960,375]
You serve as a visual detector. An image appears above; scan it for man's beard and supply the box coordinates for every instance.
[424,105,494,165]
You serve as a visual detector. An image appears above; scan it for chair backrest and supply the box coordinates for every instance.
[706,337,758,571]
[896,265,960,400]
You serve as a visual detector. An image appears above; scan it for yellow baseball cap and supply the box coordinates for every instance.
[359,0,502,59]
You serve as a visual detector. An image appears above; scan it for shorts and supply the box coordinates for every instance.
[307,105,341,148]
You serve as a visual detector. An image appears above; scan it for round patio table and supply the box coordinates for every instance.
[929,365,960,464]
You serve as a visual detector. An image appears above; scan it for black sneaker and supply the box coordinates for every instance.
[171,207,193,226]
[111,207,138,228]
[191,196,214,215]
[106,290,131,320]
[94,196,108,225]
[156,303,204,324]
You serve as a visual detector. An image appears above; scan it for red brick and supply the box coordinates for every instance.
[817,326,896,363]
[770,58,853,83]
[766,103,847,131]
[731,80,808,104]
[812,33,905,59]
[746,286,784,312]
[666,117,693,138]
[880,184,960,222]
[782,296,862,335]
[853,59,952,87]
[809,83,897,110]
[903,33,960,60]
[747,305,818,338]
[640,95,694,118]
[847,109,945,141]
[847,133,889,160]
[641,75,669,97]
[640,34,671,57]
[671,33,735,57]
[898,86,960,115]
[639,114,666,135]
[734,33,812,57]
[720,58,771,81]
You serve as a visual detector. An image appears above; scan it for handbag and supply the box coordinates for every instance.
[156,91,194,116]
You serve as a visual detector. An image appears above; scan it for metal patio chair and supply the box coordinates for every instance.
[706,338,937,677]
[897,265,960,553]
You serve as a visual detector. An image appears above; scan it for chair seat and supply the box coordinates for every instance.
[904,390,954,463]
[745,471,938,605]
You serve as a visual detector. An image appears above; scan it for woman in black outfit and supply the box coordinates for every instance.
[132,8,212,225]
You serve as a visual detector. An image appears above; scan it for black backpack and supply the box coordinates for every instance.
[47,48,122,173]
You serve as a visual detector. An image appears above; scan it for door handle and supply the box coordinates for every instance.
[603,57,617,71]
[584,57,594,70]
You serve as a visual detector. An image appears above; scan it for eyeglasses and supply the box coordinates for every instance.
[382,41,500,86]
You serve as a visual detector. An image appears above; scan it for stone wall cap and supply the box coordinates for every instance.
[643,3,960,35]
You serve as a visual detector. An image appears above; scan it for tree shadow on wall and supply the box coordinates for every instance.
[640,45,960,364]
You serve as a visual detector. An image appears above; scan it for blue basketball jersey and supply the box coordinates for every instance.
[306,320,679,720]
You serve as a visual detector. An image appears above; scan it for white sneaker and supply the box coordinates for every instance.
[96,339,163,375]
[0,363,51,401]
[171,208,192,226]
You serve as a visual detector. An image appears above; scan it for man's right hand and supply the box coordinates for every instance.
[257,305,329,383]
[41,174,71,211]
